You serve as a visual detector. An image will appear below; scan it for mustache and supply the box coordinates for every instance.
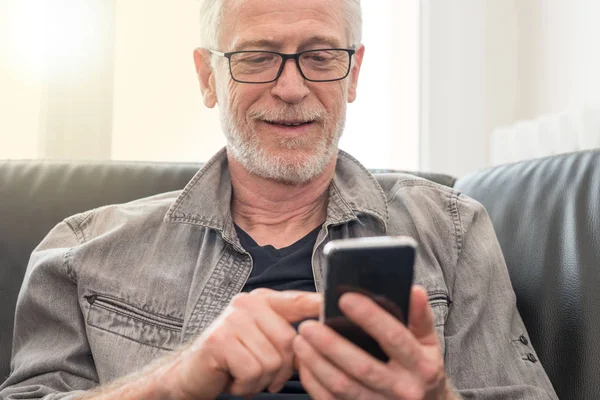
[247,104,327,122]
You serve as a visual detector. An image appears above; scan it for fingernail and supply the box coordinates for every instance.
[298,320,318,338]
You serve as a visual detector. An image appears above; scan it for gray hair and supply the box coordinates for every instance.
[198,0,362,49]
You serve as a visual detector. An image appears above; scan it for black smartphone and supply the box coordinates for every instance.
[321,236,416,362]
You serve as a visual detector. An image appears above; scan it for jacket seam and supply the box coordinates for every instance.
[76,212,94,242]
[389,180,463,261]
[61,220,85,283]
[387,179,461,208]
[167,217,221,231]
[428,290,449,298]
[329,180,359,221]
[63,249,77,283]
[64,215,88,244]
[388,178,458,195]
[448,191,464,259]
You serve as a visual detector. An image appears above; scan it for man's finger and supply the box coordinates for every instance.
[251,289,323,323]
[298,363,337,400]
[296,320,402,396]
[408,285,438,343]
[224,338,268,395]
[293,335,365,400]
[338,292,425,368]
[230,315,289,392]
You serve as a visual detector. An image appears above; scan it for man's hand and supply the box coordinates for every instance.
[162,289,321,400]
[293,286,457,400]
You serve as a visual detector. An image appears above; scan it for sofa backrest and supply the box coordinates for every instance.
[455,150,600,400]
[0,159,454,383]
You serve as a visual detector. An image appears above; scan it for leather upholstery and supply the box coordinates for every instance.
[0,159,454,382]
[455,150,600,400]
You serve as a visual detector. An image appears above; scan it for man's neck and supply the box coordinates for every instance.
[228,153,336,249]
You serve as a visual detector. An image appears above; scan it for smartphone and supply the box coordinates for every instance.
[322,236,416,362]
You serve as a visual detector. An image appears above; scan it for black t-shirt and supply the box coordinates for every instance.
[238,224,319,293]
[217,225,320,399]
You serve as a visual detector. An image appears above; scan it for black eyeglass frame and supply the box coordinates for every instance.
[208,48,357,84]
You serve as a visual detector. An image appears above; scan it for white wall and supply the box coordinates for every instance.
[342,0,420,170]
[0,64,42,160]
[390,0,421,171]
[0,0,42,159]
[1,0,116,160]
[111,0,223,163]
[40,0,115,160]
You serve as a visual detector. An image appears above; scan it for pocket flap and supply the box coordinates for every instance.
[85,294,183,351]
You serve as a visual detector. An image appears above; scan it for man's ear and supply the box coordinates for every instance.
[194,48,218,108]
[347,45,365,104]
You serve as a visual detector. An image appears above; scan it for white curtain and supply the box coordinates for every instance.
[419,0,519,177]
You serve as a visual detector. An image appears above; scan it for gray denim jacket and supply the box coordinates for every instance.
[1,149,557,399]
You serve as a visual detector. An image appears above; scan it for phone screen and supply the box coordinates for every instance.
[322,236,416,362]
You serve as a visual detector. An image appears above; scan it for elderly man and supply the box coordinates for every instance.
[1,0,557,399]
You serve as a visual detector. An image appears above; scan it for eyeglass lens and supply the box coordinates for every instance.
[229,50,350,83]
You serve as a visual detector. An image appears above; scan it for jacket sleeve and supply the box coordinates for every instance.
[444,195,558,399]
[0,221,98,399]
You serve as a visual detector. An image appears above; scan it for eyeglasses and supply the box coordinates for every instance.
[208,48,356,84]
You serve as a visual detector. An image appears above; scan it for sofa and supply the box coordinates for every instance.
[1,150,598,399]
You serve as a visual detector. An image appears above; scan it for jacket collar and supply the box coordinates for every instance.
[165,147,388,239]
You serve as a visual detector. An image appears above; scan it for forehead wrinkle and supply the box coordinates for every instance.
[231,31,344,52]
[230,19,345,51]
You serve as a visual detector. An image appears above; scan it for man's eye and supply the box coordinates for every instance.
[304,52,335,63]
[244,55,275,64]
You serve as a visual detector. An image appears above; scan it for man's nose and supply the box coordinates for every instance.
[271,58,310,104]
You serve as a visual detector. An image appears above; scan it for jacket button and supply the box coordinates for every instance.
[519,335,529,345]
[527,353,537,363]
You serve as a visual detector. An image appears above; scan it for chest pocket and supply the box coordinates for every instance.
[85,294,183,351]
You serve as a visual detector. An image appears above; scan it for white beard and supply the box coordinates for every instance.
[220,99,346,185]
